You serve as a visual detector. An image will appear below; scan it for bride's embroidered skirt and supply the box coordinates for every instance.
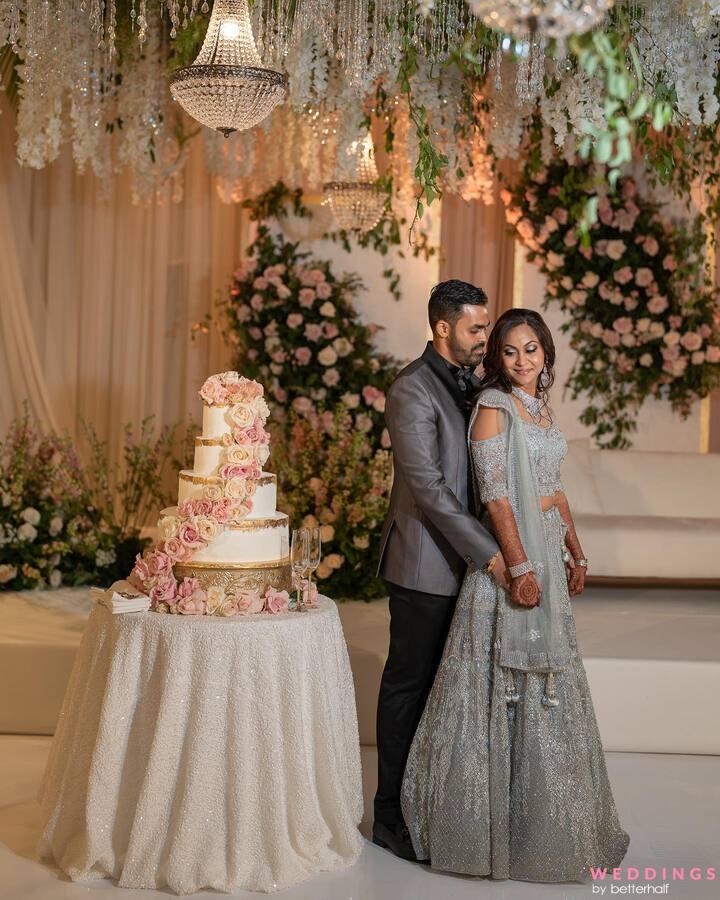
[400,505,630,883]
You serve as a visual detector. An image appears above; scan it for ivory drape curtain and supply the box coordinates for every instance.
[439,159,518,321]
[0,95,251,466]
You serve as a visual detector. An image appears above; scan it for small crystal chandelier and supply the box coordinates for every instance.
[467,0,613,38]
[170,0,286,137]
[323,134,386,233]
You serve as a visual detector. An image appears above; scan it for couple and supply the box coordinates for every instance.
[372,280,630,883]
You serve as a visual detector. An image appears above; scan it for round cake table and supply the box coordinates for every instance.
[37,596,363,895]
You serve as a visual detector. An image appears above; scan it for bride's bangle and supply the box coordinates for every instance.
[483,550,501,575]
[508,559,534,578]
[574,558,588,568]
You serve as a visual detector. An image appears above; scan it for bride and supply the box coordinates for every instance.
[400,308,630,882]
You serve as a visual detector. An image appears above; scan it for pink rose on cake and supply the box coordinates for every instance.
[163,536,193,563]
[176,576,200,600]
[146,547,174,578]
[235,589,265,615]
[191,498,214,517]
[178,520,206,550]
[128,552,152,592]
[265,588,290,614]
[230,500,254,520]
[199,376,226,406]
[177,588,208,616]
[205,585,226,615]
[150,575,178,607]
[211,499,232,523]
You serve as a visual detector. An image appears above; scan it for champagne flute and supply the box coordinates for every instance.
[306,527,322,605]
[291,528,310,612]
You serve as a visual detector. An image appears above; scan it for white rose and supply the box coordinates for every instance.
[255,444,270,466]
[316,561,332,579]
[225,476,249,500]
[17,522,38,542]
[223,371,240,382]
[318,346,338,366]
[49,515,63,536]
[319,301,336,317]
[639,353,653,367]
[333,337,353,357]
[49,569,62,588]
[21,507,41,525]
[204,483,224,502]
[196,515,221,542]
[636,318,651,333]
[320,524,335,542]
[325,553,344,570]
[0,564,17,583]
[206,585,226,614]
[353,534,370,550]
[252,397,270,419]
[229,403,255,428]
[592,359,606,371]
[691,350,706,365]
[159,515,181,541]
[590,322,604,338]
[620,333,637,347]
[302,514,319,529]
[227,445,254,465]
[649,322,666,338]
[2,492,12,507]
[342,393,360,409]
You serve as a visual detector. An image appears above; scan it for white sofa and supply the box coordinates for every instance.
[561,439,720,582]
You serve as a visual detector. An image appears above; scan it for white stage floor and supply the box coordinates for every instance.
[1,736,718,900]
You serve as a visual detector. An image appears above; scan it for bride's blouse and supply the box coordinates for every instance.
[470,391,568,503]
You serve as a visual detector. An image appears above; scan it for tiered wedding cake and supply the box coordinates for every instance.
[163,372,291,597]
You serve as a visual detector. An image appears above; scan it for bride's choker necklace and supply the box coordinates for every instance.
[511,385,543,419]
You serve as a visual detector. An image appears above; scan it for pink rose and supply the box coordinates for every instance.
[643,237,659,256]
[178,520,205,550]
[273,385,287,402]
[612,317,634,335]
[219,463,247,480]
[293,396,314,415]
[613,266,633,285]
[150,575,178,606]
[250,294,264,312]
[669,315,684,329]
[699,324,712,338]
[248,326,263,340]
[647,296,669,314]
[662,255,677,271]
[362,385,383,405]
[253,277,269,290]
[635,267,654,287]
[265,588,290,614]
[177,589,207,616]
[176,576,200,600]
[603,330,621,348]
[299,288,316,307]
[308,268,325,284]
[680,332,703,351]
[579,245,593,260]
[295,346,312,366]
[147,548,173,578]
[581,272,600,289]
[381,428,391,449]
[599,283,614,301]
[304,323,324,342]
[323,323,339,339]
[606,240,627,261]
[235,589,265,615]
[287,313,304,329]
[164,536,192,562]
[271,350,287,364]
[177,499,197,518]
[193,498,214,517]
[598,200,614,226]
[323,368,340,387]
[552,207,568,225]
[130,552,151,585]
[316,282,332,299]
[706,345,720,363]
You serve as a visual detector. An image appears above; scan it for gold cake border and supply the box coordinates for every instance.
[228,514,287,531]
[175,556,290,571]
[179,471,276,487]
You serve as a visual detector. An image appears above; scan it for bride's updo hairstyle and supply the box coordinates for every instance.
[478,308,556,406]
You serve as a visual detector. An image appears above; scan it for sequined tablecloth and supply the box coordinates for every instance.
[37,596,363,894]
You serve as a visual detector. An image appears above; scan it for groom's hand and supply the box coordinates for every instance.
[491,552,511,591]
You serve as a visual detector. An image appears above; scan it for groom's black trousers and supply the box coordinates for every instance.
[373,580,457,827]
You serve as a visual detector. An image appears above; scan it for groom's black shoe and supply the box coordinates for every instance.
[372,821,429,864]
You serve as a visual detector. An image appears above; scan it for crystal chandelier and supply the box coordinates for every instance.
[323,134,386,233]
[169,0,286,137]
[467,0,613,38]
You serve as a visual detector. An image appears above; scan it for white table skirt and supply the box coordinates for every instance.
[37,596,363,894]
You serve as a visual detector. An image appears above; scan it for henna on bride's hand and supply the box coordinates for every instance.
[568,567,586,596]
[510,572,541,608]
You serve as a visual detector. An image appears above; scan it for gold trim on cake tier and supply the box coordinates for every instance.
[195,436,226,446]
[174,558,291,595]
[229,513,287,530]
[179,472,276,487]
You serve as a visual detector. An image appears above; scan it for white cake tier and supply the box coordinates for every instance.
[177,471,277,518]
[202,404,232,440]
[189,513,289,565]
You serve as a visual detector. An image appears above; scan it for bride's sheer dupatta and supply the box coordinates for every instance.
[468,389,572,703]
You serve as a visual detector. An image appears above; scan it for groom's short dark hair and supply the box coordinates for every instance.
[428,280,489,332]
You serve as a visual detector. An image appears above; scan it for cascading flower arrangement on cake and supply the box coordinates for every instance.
[126,372,313,616]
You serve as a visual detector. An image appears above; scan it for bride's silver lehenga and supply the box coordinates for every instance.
[400,398,630,883]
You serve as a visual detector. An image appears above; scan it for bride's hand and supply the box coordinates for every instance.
[509,572,542,608]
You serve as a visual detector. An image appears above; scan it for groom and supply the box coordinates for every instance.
[372,279,506,860]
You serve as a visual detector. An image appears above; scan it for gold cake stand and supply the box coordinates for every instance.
[174,557,292,597]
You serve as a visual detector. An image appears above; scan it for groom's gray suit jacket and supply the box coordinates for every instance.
[377,343,500,596]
